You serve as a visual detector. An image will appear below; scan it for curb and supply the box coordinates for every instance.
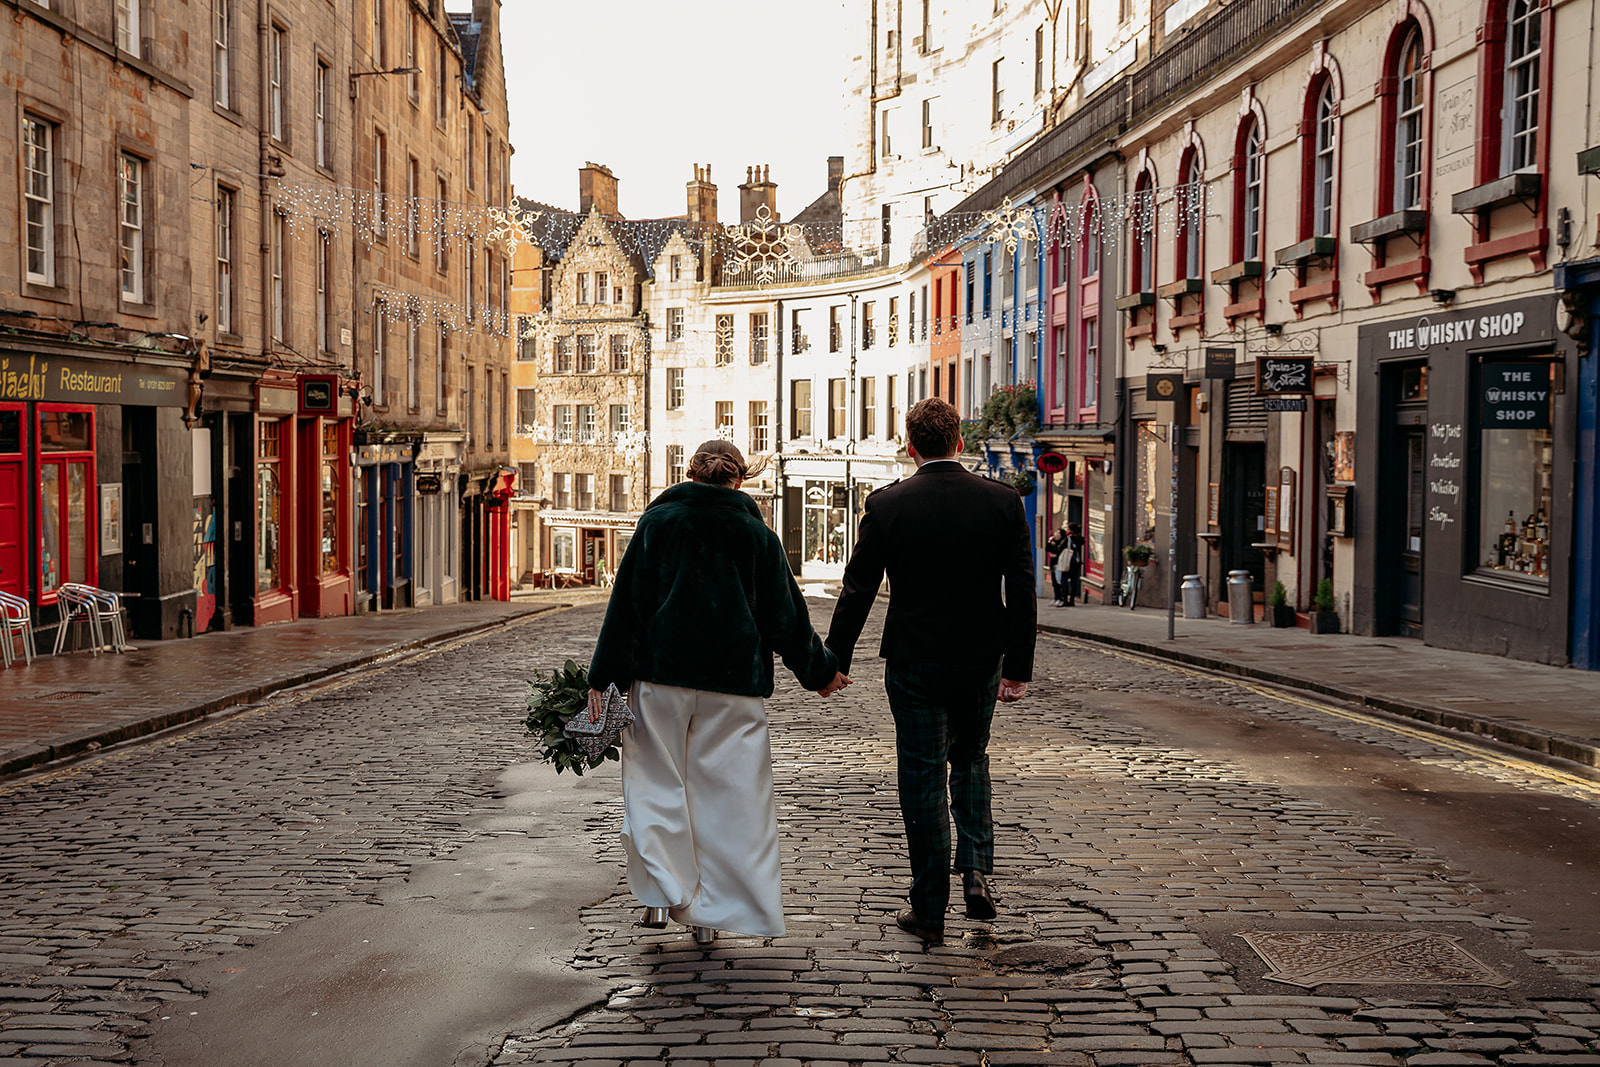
[1039,622,1600,771]
[0,604,563,780]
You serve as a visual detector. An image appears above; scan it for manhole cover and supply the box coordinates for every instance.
[37,691,100,702]
[1240,931,1511,988]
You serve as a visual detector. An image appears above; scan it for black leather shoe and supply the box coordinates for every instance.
[894,908,944,944]
[962,870,997,921]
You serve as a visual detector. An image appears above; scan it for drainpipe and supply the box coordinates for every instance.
[258,3,275,364]
[848,293,859,555]
[775,296,786,541]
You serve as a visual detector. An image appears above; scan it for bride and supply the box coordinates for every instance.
[586,440,849,945]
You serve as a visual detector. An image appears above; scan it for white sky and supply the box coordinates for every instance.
[497,0,852,222]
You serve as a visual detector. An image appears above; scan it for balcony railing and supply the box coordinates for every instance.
[716,244,894,288]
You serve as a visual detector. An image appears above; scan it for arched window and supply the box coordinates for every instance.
[1236,118,1264,262]
[1312,81,1337,237]
[1177,150,1204,280]
[1502,0,1540,173]
[1131,171,1155,292]
[1076,185,1100,418]
[1394,29,1425,210]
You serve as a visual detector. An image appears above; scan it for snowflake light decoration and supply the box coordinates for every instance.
[981,197,1040,255]
[723,205,803,287]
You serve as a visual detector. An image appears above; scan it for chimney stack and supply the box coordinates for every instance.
[827,156,844,195]
[579,162,619,216]
[739,164,779,224]
[687,163,718,223]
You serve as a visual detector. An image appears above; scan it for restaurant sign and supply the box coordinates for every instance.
[1,352,190,407]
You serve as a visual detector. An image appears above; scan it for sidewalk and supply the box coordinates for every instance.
[0,597,568,778]
[1037,595,1600,770]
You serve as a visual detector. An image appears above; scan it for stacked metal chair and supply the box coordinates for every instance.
[52,583,127,656]
[0,591,36,667]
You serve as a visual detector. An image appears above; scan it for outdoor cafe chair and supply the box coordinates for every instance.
[81,585,129,652]
[0,590,36,667]
[52,584,107,657]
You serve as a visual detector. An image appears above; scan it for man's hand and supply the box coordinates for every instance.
[817,671,853,697]
[586,687,604,722]
[997,679,1028,703]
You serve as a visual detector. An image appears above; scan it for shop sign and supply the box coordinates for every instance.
[1256,356,1313,395]
[0,352,189,406]
[1263,397,1307,412]
[1146,372,1184,401]
[1365,296,1553,356]
[1036,452,1067,474]
[416,473,443,495]
[299,375,338,414]
[1204,347,1237,380]
[1481,363,1552,429]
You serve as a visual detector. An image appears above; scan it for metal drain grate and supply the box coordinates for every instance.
[36,691,100,702]
[1240,930,1512,988]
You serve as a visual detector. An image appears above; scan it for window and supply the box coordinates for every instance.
[667,307,684,341]
[609,474,628,512]
[371,303,387,406]
[965,262,975,324]
[578,404,596,443]
[434,178,448,272]
[216,187,236,332]
[551,527,576,569]
[464,242,474,321]
[372,0,387,67]
[372,131,387,239]
[406,322,419,411]
[407,11,420,103]
[829,306,842,352]
[920,284,929,338]
[609,404,630,437]
[517,318,537,361]
[1034,25,1045,96]
[888,297,898,346]
[921,0,932,50]
[1311,81,1337,237]
[667,445,686,485]
[715,314,734,365]
[23,118,54,286]
[1238,119,1264,261]
[792,309,804,353]
[863,301,877,347]
[553,337,572,373]
[922,99,934,148]
[595,271,609,304]
[610,334,629,372]
[716,401,734,438]
[518,389,538,434]
[315,61,330,168]
[991,58,1004,125]
[406,157,420,256]
[667,367,685,410]
[576,272,589,305]
[552,473,572,509]
[1081,317,1099,412]
[502,373,509,446]
[268,25,286,141]
[982,253,992,317]
[670,254,682,281]
[214,0,231,107]
[466,114,476,191]
[436,325,448,414]
[519,462,537,496]
[270,210,287,342]
[881,108,893,158]
[320,422,343,575]
[117,0,140,56]
[750,401,770,454]
[1476,361,1553,583]
[1502,0,1541,174]
[37,408,96,596]
[118,154,145,304]
[317,231,331,353]
[882,204,892,247]
[466,365,476,445]
[577,334,597,373]
[791,380,813,438]
[1178,151,1205,280]
[1394,29,1425,211]
[860,376,877,439]
[575,474,594,510]
[435,41,448,126]
[1131,172,1154,293]
[256,418,282,592]
[829,378,847,438]
[750,312,769,364]
[886,375,899,437]
[908,293,916,342]
[553,404,574,443]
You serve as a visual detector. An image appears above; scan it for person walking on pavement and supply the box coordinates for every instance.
[824,398,1036,944]
[586,440,849,946]
[1045,524,1070,606]
[1056,522,1085,606]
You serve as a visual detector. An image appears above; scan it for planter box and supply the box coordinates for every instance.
[1451,171,1541,216]
[1275,235,1336,267]
[1350,209,1427,245]
[1211,259,1264,285]
[1307,611,1340,634]
[1267,605,1297,628]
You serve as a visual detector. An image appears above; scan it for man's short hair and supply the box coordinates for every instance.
[906,398,962,459]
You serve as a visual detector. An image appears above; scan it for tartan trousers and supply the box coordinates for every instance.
[883,659,1003,922]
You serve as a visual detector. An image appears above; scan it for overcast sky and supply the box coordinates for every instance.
[498,0,852,222]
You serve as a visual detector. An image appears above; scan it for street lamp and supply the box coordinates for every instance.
[348,66,422,99]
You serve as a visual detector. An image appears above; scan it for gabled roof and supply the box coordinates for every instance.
[448,13,482,93]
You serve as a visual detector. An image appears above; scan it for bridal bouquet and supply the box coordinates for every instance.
[523,660,628,775]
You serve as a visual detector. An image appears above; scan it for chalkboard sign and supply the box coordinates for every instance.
[1256,356,1314,395]
[1481,362,1551,429]
[1264,487,1280,539]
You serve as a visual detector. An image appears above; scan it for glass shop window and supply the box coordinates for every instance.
[1476,360,1554,584]
[551,527,576,571]
[257,419,284,592]
[38,407,96,595]
[321,421,342,574]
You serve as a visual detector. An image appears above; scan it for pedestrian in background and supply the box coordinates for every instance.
[1057,522,1084,607]
[1046,524,1070,606]
[586,440,849,946]
[825,398,1036,945]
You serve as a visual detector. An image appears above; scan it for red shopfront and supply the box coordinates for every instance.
[250,375,354,625]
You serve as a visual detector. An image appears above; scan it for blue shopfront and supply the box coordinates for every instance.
[1554,259,1600,670]
[354,438,413,612]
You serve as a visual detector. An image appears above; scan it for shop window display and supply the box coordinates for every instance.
[1477,426,1552,582]
[803,482,848,565]
[39,408,95,595]
[321,422,341,575]
[258,420,283,592]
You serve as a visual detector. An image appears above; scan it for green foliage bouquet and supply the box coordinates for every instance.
[524,660,620,775]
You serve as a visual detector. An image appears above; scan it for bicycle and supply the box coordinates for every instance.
[1119,563,1144,609]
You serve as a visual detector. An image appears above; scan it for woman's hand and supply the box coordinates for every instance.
[817,671,852,697]
[586,687,604,722]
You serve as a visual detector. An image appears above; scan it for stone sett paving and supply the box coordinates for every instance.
[494,604,1600,1067]
[0,601,1596,1067]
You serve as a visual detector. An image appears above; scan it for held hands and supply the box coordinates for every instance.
[998,679,1028,703]
[817,671,853,697]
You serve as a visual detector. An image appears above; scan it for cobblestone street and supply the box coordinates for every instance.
[1,599,1597,1066]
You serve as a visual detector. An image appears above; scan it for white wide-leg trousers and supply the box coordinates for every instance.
[620,681,785,937]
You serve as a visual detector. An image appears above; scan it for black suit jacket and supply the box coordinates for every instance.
[826,461,1036,681]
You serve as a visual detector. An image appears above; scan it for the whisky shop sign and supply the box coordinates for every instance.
[1,353,190,407]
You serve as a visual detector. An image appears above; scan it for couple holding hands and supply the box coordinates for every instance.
[586,398,1038,946]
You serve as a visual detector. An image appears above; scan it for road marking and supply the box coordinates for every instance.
[1041,633,1600,799]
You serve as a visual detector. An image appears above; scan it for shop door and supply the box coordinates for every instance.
[1221,442,1266,604]
[0,405,24,598]
[1391,427,1426,637]
[582,530,597,584]
[783,487,803,574]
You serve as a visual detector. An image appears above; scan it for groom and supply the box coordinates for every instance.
[825,397,1036,943]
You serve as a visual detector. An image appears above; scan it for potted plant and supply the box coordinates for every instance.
[1308,577,1340,634]
[1123,543,1154,567]
[1268,581,1296,628]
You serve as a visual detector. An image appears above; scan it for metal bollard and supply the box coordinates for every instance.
[1227,570,1254,624]
[1181,575,1206,619]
